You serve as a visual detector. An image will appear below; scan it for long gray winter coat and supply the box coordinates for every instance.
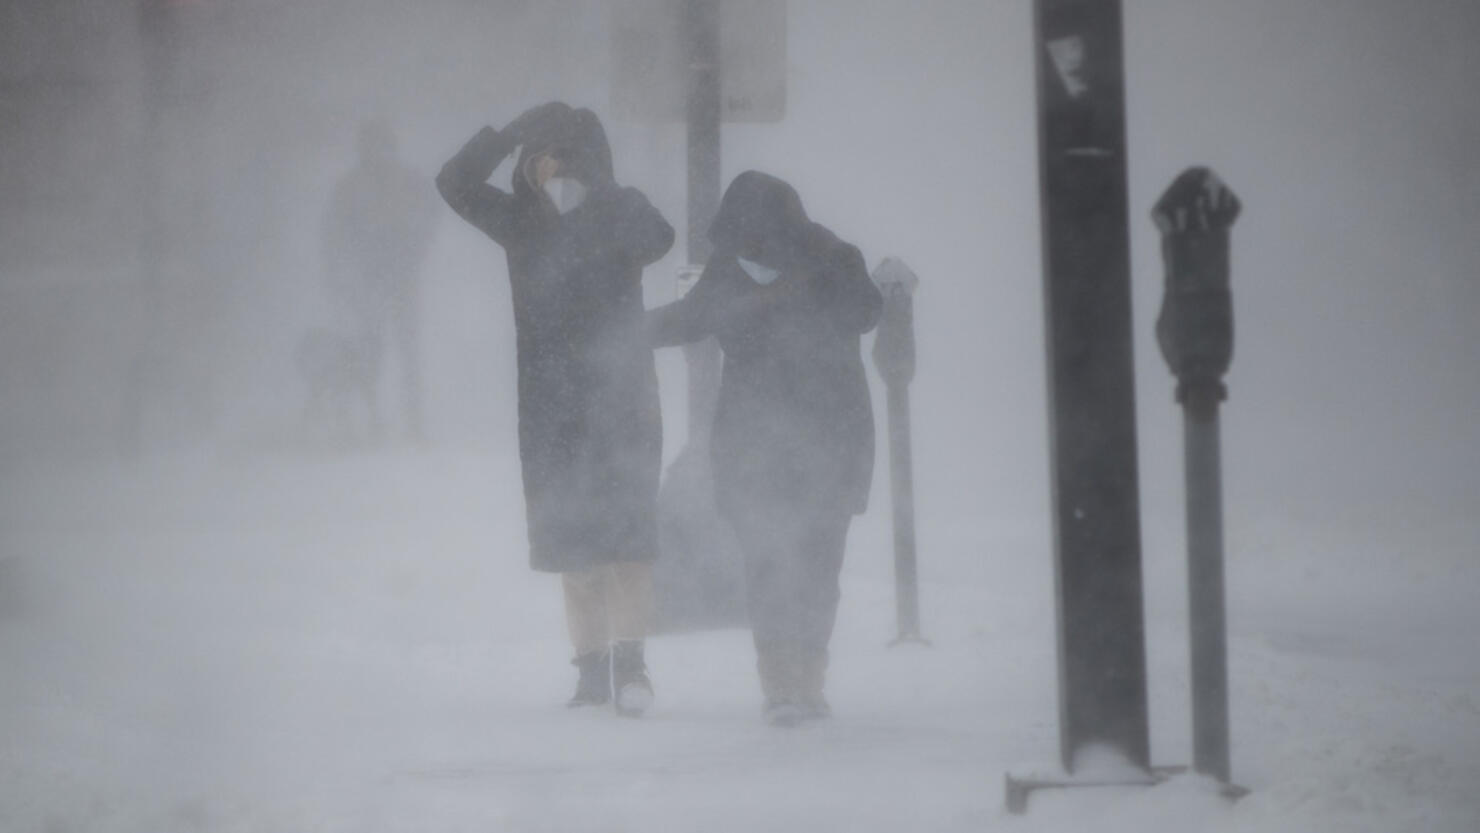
[437,104,674,572]
[648,171,881,517]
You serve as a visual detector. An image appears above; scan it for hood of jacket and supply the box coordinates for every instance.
[513,104,614,200]
[708,170,827,267]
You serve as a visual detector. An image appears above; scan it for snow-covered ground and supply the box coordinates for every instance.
[2,447,1477,833]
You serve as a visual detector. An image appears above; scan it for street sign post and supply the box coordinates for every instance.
[644,0,788,631]
[1034,0,1150,778]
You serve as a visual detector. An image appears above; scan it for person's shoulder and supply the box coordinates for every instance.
[603,184,657,209]
[587,185,669,228]
[802,223,863,269]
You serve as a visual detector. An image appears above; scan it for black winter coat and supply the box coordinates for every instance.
[649,171,882,517]
[437,106,675,572]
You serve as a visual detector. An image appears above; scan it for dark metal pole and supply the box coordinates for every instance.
[1185,393,1229,781]
[1034,0,1150,773]
[683,0,722,444]
[887,381,920,639]
[652,0,748,631]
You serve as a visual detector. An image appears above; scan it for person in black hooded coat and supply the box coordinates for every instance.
[648,171,882,725]
[437,103,674,714]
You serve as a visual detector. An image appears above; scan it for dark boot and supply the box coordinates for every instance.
[763,699,807,727]
[757,644,805,727]
[567,649,611,708]
[795,651,831,721]
[757,646,794,695]
[758,644,830,726]
[612,640,653,717]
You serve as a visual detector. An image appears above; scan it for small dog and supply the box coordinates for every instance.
[294,326,383,444]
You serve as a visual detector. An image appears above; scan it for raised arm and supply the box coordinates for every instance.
[435,126,519,244]
[646,263,724,348]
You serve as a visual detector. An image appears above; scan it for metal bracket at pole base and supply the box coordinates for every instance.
[1004,765,1248,814]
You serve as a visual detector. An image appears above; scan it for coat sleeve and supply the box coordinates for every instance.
[809,242,883,334]
[435,126,520,245]
[646,262,724,348]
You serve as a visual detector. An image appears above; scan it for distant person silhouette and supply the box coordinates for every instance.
[321,120,438,441]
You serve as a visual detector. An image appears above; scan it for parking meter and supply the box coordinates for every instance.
[871,256,926,645]
[1153,167,1240,411]
[1153,167,1241,786]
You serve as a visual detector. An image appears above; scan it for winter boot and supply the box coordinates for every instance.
[612,640,654,717]
[756,645,795,703]
[567,649,612,708]
[763,699,808,728]
[757,644,806,727]
[795,652,831,721]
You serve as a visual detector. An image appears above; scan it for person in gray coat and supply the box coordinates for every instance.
[438,103,674,715]
[648,171,881,725]
[321,120,439,440]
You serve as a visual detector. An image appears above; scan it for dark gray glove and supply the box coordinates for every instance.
[503,101,572,146]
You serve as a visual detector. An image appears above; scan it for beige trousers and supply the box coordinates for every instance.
[561,561,654,657]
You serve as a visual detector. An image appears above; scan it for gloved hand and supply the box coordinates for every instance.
[503,101,572,145]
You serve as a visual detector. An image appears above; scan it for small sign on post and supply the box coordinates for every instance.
[610,0,786,124]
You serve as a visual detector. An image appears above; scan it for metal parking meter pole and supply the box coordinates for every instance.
[871,258,927,646]
[1152,167,1241,785]
[1184,389,1228,781]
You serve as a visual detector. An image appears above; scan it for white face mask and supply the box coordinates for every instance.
[736,256,781,286]
[542,176,587,215]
